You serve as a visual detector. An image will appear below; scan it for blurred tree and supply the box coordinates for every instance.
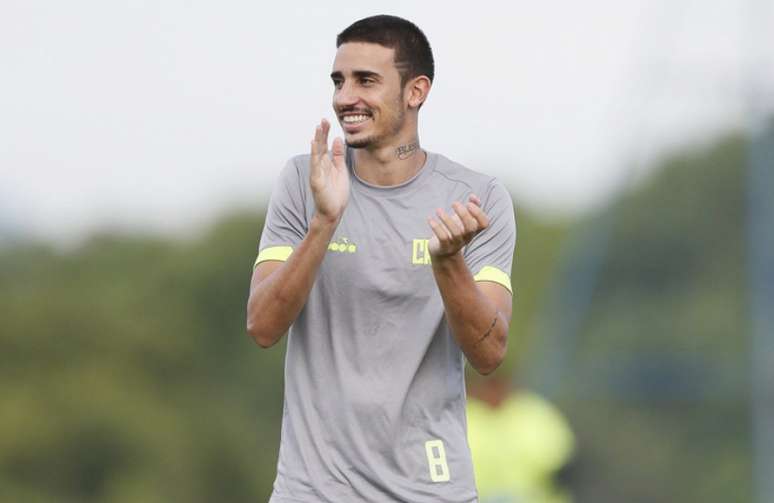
[541,132,754,502]
[0,212,285,502]
[506,211,571,373]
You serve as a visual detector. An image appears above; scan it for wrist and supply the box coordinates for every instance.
[311,212,340,234]
[430,250,465,271]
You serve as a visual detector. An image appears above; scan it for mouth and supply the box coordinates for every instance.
[339,113,372,132]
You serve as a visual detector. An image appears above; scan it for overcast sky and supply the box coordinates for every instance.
[2,0,772,244]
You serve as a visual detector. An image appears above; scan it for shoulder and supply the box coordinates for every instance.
[430,152,494,189]
[430,152,508,207]
[272,154,312,200]
[275,154,312,189]
[284,153,312,178]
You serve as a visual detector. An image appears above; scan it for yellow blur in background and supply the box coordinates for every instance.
[468,376,575,503]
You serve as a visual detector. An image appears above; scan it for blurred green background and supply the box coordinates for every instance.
[0,125,769,502]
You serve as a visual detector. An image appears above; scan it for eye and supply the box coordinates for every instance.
[360,77,375,86]
[332,79,343,89]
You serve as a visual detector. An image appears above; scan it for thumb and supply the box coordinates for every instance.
[331,137,346,168]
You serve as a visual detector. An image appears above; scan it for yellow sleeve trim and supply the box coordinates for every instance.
[473,266,512,293]
[254,246,294,268]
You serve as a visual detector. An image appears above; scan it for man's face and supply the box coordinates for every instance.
[331,42,407,149]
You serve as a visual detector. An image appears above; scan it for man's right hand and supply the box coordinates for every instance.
[310,119,350,224]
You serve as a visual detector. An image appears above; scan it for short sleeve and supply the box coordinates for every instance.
[463,179,516,293]
[255,157,308,267]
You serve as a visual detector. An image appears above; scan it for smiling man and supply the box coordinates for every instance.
[246,15,516,503]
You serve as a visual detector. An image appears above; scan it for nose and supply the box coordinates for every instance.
[333,81,359,110]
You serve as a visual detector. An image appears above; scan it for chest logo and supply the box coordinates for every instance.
[328,237,357,253]
[412,239,432,265]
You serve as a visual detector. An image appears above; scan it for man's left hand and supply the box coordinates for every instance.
[427,194,489,259]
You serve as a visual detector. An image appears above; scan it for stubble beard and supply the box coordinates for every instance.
[345,135,376,149]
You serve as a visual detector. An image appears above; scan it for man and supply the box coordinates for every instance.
[246,15,516,502]
[467,374,576,503]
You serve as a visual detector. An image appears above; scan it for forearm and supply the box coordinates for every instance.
[246,213,338,347]
[431,253,509,374]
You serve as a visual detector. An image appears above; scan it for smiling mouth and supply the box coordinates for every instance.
[341,114,371,125]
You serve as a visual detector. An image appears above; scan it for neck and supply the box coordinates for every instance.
[352,130,426,187]
[468,377,512,409]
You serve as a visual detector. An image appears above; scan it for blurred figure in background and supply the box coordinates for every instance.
[467,372,576,503]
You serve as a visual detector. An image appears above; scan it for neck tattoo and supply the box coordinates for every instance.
[396,141,420,160]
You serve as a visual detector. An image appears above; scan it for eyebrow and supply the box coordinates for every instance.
[330,70,382,81]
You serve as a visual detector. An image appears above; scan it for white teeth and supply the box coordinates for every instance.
[343,115,369,124]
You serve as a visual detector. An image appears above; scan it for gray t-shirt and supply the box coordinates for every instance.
[257,149,516,503]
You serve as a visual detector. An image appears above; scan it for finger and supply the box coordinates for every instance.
[331,137,346,169]
[452,201,479,234]
[311,125,322,157]
[428,217,450,242]
[437,208,464,238]
[467,202,490,229]
[450,213,466,236]
[313,120,329,155]
[468,193,481,206]
[321,119,331,148]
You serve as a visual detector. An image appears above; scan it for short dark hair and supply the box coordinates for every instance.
[336,15,435,87]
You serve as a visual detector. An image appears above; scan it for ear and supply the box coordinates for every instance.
[405,76,432,109]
